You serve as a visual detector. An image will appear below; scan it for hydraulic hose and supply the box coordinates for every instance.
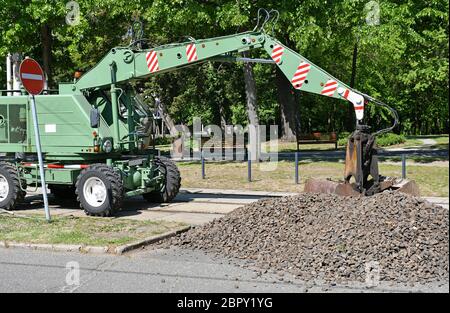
[361,92,400,137]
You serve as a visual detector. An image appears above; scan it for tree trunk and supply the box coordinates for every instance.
[242,51,259,126]
[156,97,178,137]
[346,42,358,131]
[41,24,52,88]
[276,67,298,141]
[350,42,358,88]
[219,103,227,129]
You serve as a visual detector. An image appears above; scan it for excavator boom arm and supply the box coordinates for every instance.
[71,31,366,120]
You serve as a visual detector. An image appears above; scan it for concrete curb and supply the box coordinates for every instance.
[0,241,110,254]
[0,226,190,255]
[0,241,86,253]
[114,225,191,254]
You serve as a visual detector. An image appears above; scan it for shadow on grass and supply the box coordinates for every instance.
[379,156,449,164]
[429,143,449,150]
[406,134,449,139]
[176,157,346,167]
[176,153,448,165]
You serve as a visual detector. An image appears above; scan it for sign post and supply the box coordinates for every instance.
[19,58,50,222]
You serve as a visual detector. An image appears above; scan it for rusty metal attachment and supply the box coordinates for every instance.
[304,178,360,196]
[304,177,420,197]
[304,125,420,197]
[343,125,380,195]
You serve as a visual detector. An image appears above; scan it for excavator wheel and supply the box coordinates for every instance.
[0,161,26,210]
[75,164,124,217]
[143,156,181,203]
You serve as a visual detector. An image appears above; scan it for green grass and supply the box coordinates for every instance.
[433,135,449,145]
[399,137,424,147]
[178,160,449,197]
[0,214,185,247]
[402,135,449,147]
[379,155,449,163]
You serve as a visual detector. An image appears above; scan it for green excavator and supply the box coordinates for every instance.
[0,10,418,217]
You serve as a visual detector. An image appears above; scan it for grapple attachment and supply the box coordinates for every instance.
[304,126,420,197]
[304,177,420,197]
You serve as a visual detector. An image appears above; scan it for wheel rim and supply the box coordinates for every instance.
[83,177,107,207]
[0,174,9,201]
[155,161,167,193]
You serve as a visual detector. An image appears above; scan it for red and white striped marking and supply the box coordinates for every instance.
[186,44,198,62]
[321,80,338,97]
[339,87,352,101]
[271,44,284,64]
[291,62,311,89]
[337,87,365,120]
[146,51,159,73]
[22,163,89,169]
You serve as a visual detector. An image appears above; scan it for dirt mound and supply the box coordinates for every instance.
[168,192,449,284]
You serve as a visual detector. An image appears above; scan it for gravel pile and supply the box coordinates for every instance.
[167,192,449,284]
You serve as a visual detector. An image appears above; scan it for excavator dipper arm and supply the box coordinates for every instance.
[261,35,365,121]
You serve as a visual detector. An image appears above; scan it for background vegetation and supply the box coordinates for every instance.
[0,0,448,138]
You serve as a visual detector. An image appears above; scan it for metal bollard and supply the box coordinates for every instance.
[201,150,206,179]
[295,152,299,184]
[248,151,252,182]
[402,154,406,179]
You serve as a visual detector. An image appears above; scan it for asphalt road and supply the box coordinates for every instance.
[0,247,447,293]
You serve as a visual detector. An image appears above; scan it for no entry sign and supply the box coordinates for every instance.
[19,58,45,95]
[18,57,51,221]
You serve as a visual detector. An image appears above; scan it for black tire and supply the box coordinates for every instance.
[49,184,77,202]
[75,164,123,217]
[143,156,181,203]
[0,161,26,210]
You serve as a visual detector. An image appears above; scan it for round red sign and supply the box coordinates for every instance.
[19,58,45,95]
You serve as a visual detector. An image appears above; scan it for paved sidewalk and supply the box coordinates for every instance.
[16,188,448,227]
[18,187,287,226]
[423,197,449,209]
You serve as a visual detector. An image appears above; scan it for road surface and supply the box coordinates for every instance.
[2,189,448,293]
[0,247,447,293]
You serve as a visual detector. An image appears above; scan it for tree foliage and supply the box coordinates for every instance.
[0,0,448,135]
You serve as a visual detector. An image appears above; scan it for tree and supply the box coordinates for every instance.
[0,0,148,87]
[276,68,298,141]
[0,0,447,136]
[242,52,259,127]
